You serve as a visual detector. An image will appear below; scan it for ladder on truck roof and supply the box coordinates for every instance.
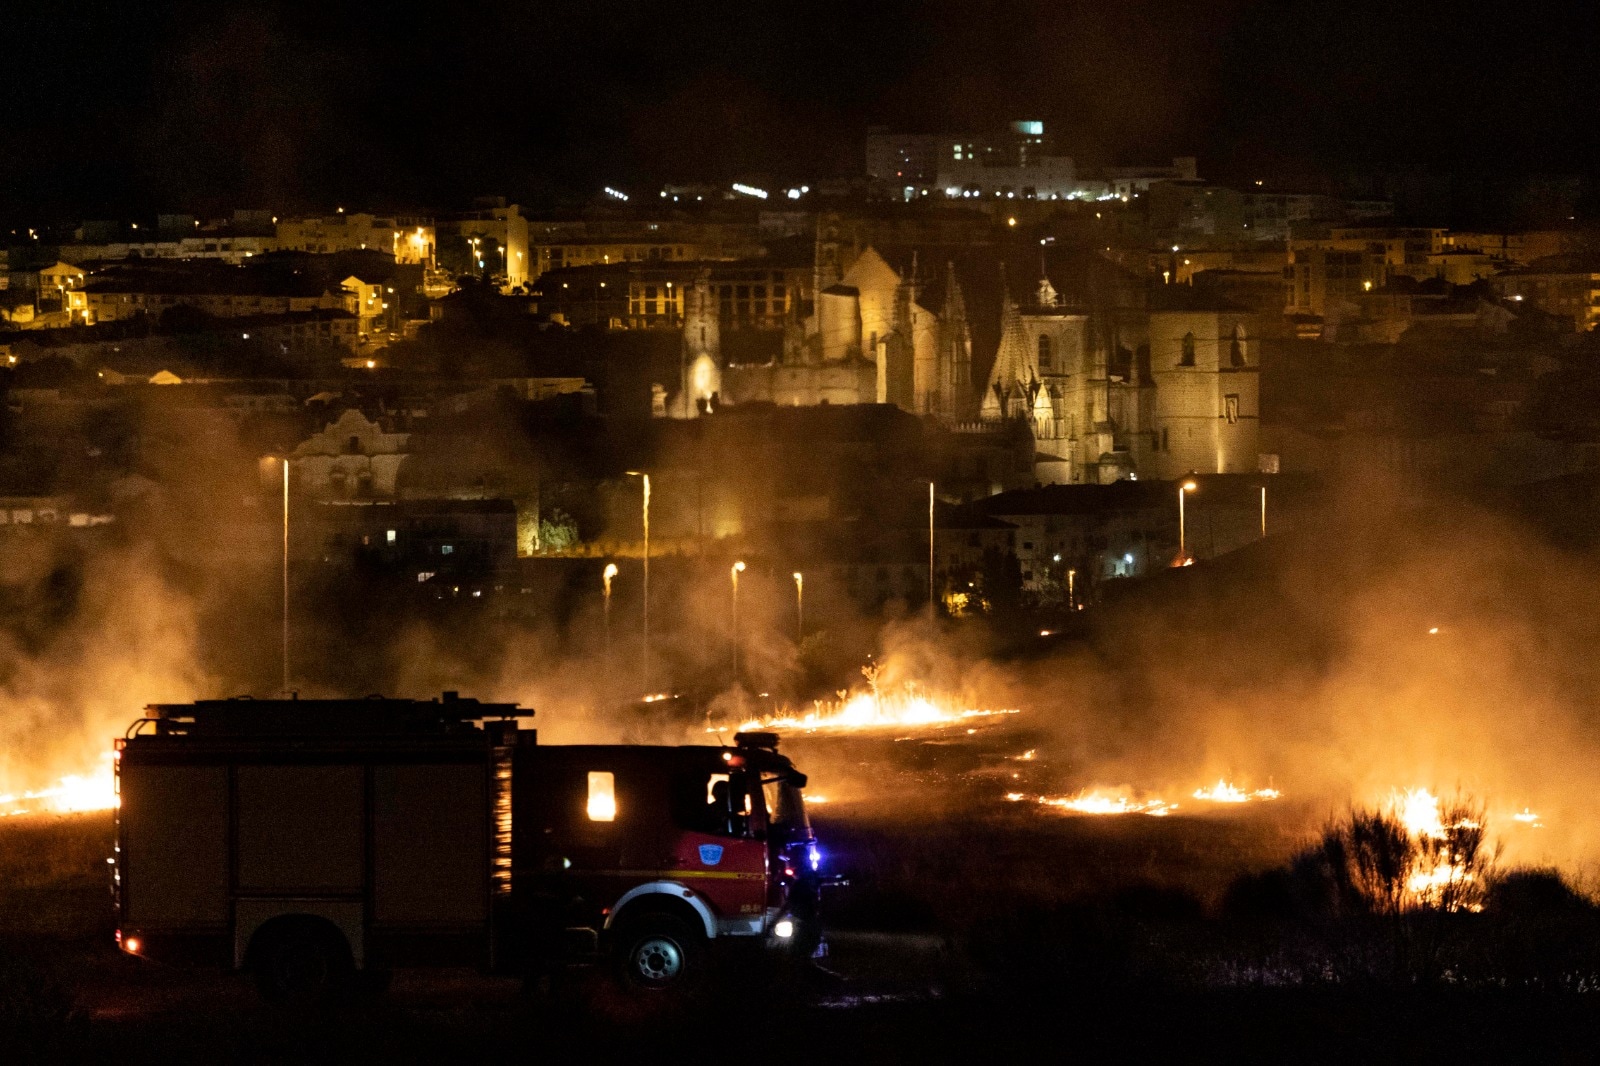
[128,691,530,738]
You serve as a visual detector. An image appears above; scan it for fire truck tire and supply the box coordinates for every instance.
[611,912,705,994]
[249,919,356,1006]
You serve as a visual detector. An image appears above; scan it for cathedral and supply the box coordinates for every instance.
[983,267,1261,483]
[671,219,1260,486]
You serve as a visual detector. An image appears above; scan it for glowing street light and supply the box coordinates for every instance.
[603,562,619,658]
[793,572,804,644]
[928,481,936,619]
[1178,479,1198,562]
[731,561,746,683]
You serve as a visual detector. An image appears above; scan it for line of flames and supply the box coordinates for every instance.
[1007,779,1285,818]
[0,753,118,818]
[730,683,1020,734]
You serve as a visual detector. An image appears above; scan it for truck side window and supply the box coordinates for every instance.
[586,771,616,821]
[673,770,756,838]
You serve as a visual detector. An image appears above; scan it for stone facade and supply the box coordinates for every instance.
[290,409,410,499]
[981,274,1260,484]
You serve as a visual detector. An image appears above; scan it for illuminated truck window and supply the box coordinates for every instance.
[586,771,616,821]
[676,770,756,837]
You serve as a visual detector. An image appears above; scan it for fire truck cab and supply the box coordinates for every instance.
[113,694,823,1001]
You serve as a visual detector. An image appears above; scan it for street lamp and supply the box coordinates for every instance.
[928,481,936,619]
[603,562,619,659]
[792,572,804,644]
[281,458,289,692]
[731,561,746,683]
[261,456,292,693]
[626,472,651,691]
[1178,479,1198,562]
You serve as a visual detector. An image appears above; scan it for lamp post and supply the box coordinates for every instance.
[282,458,290,692]
[793,572,804,644]
[731,561,746,683]
[603,562,618,659]
[626,472,651,691]
[1178,479,1198,562]
[928,480,936,619]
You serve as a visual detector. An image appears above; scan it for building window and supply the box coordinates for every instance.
[586,771,616,821]
[1230,324,1246,367]
[1225,395,1240,424]
[1037,334,1053,371]
[1180,332,1196,367]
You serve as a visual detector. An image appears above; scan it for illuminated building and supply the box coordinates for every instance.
[341,276,388,337]
[437,200,531,290]
[983,258,1260,483]
[274,213,436,266]
[1494,257,1600,331]
[1284,247,1388,319]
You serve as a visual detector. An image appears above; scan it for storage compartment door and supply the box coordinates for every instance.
[236,765,364,894]
[121,764,229,928]
[373,763,488,924]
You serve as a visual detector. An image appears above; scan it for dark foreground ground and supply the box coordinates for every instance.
[6,717,1600,1063]
[7,799,1600,1065]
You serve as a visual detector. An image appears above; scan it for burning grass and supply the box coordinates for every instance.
[721,663,1020,736]
[0,753,118,819]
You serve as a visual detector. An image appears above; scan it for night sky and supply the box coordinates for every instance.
[4,0,1598,219]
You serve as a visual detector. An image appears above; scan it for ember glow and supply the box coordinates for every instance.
[1192,780,1282,803]
[1012,789,1178,817]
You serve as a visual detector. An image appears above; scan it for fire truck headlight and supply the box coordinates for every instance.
[808,844,821,871]
[774,919,794,940]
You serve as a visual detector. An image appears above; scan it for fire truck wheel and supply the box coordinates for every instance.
[613,913,704,993]
[250,920,356,1006]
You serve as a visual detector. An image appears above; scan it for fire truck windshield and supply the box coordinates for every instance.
[762,776,810,840]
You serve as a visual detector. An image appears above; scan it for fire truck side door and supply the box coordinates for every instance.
[667,768,768,930]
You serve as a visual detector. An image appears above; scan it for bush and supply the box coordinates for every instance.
[1219,795,1500,985]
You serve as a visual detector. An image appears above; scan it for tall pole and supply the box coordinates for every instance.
[282,458,290,694]
[1260,485,1267,538]
[793,572,803,644]
[603,563,618,661]
[928,480,936,619]
[641,475,650,692]
[1178,485,1186,559]
[731,561,745,684]
[1179,479,1197,561]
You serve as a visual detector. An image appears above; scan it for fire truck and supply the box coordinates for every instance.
[113,693,825,1001]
